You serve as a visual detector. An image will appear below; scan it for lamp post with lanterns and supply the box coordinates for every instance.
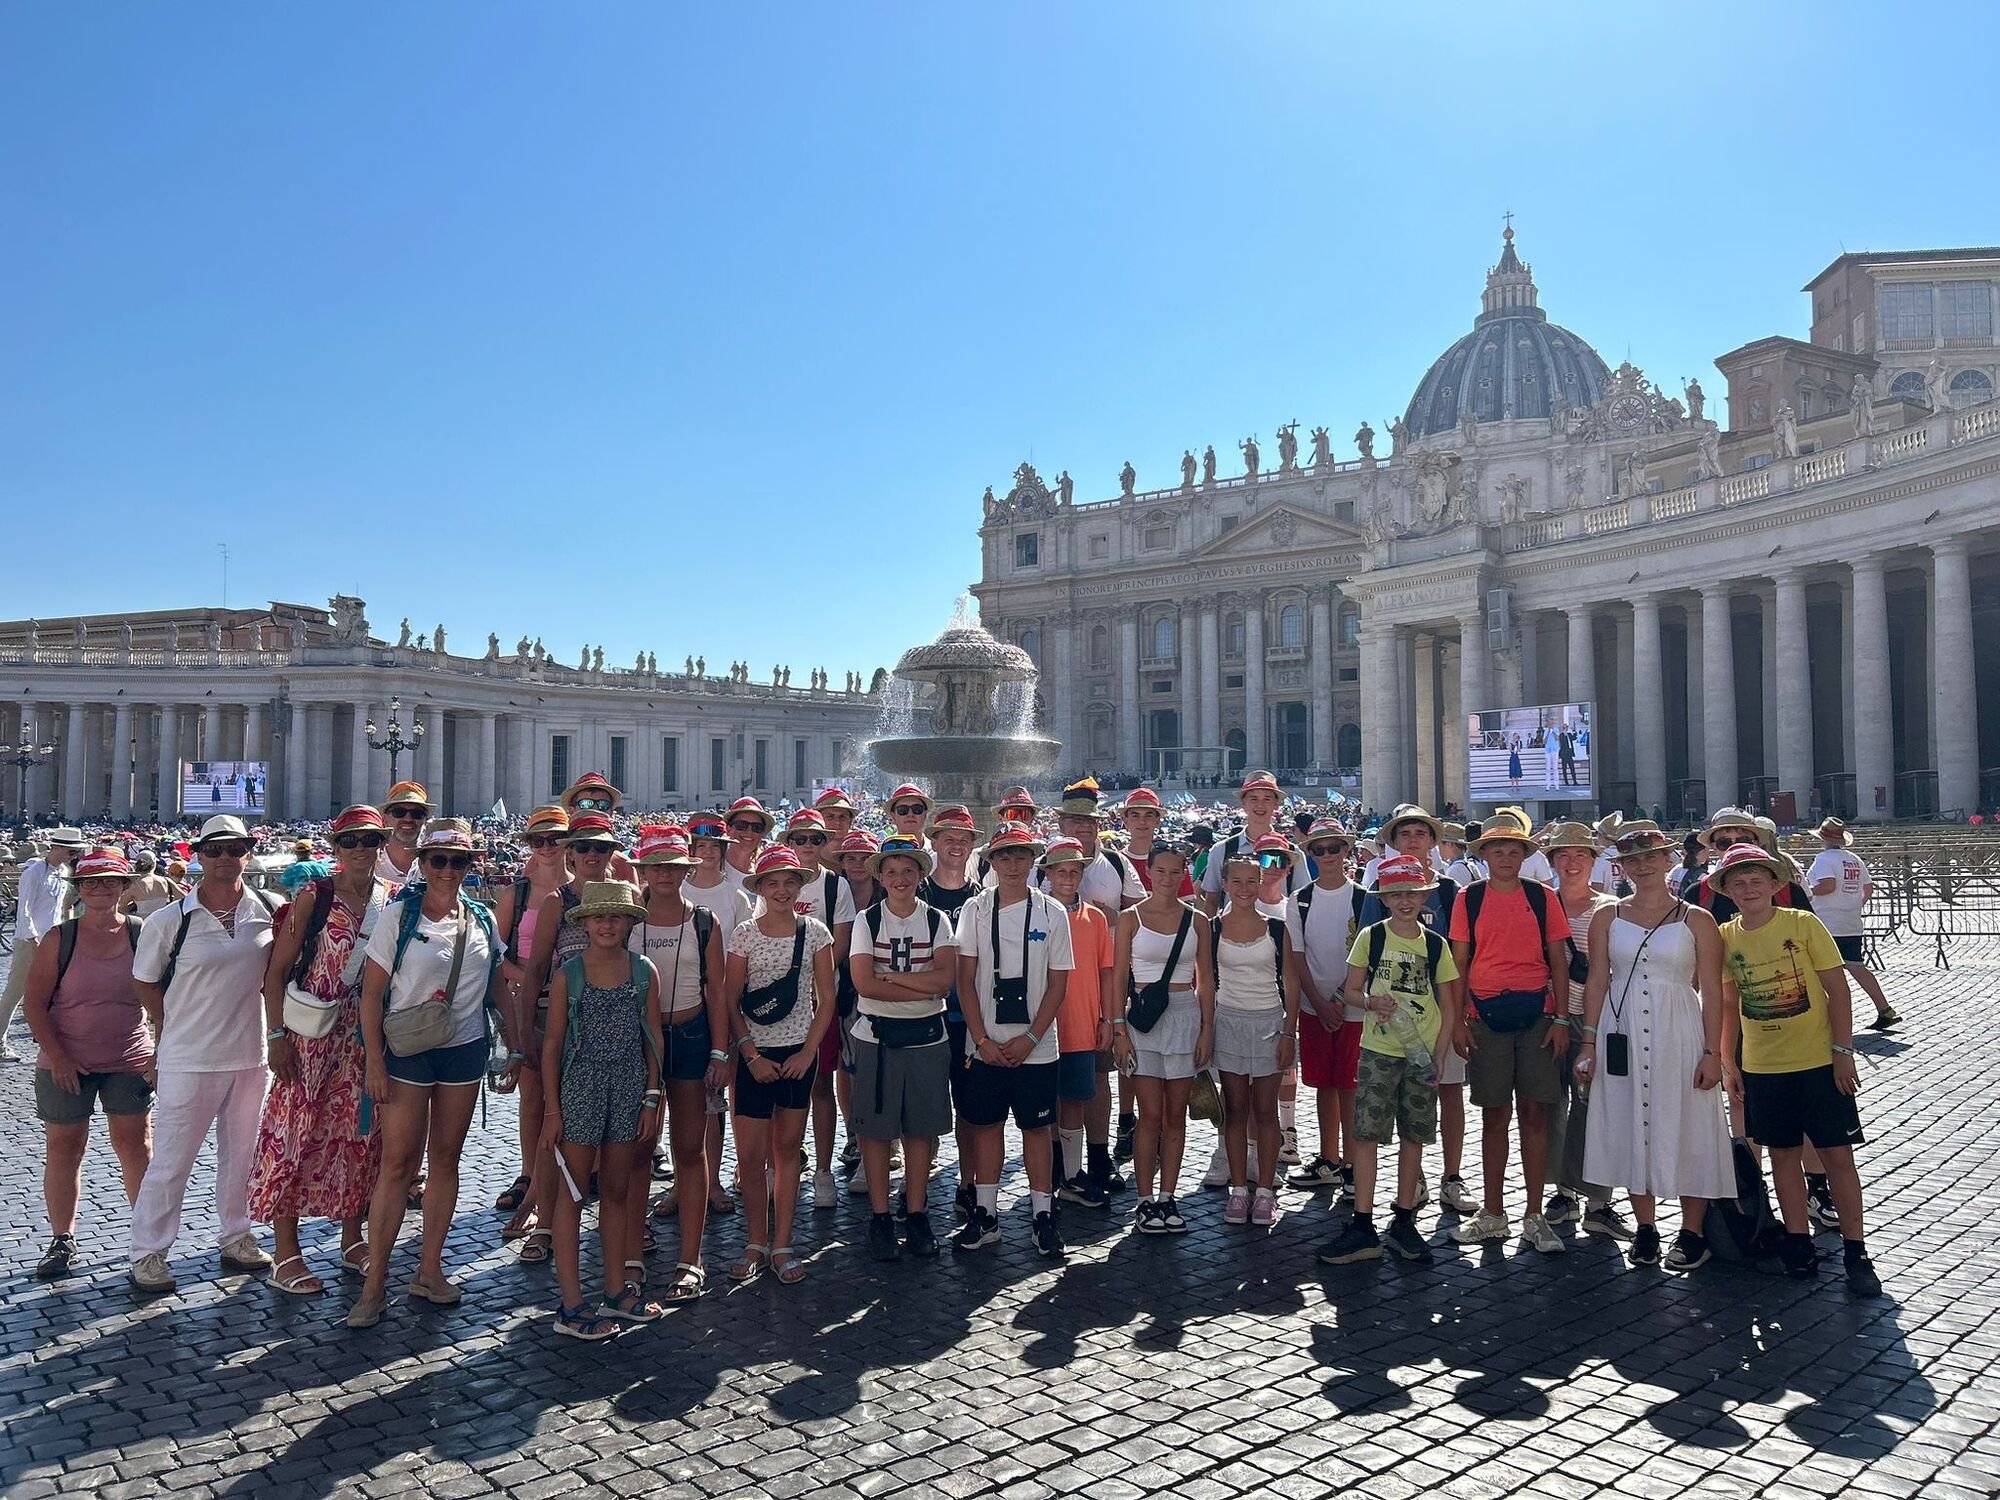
[7,719,57,830]
[365,697,424,783]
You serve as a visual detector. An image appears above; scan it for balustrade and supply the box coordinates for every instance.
[1582,501,1629,534]
[1719,470,1771,506]
[1793,448,1848,486]
[1653,485,1700,520]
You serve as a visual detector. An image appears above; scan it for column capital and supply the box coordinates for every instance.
[1631,591,1661,615]
[1931,537,1970,561]
[1698,581,1735,601]
[1849,552,1887,577]
[1564,601,1596,622]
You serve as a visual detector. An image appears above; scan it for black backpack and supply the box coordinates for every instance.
[1457,878,1553,980]
[1296,880,1367,940]
[155,887,280,995]
[1207,915,1288,990]
[54,915,143,989]
[1705,1138,1784,1262]
[1361,920,1447,993]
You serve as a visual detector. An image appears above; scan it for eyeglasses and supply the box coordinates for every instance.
[573,796,612,811]
[201,842,252,859]
[570,841,616,855]
[387,807,427,821]
[334,834,386,850]
[688,823,726,839]
[788,832,829,848]
[77,876,128,890]
[728,820,764,834]
[891,804,927,817]
[525,834,565,849]
[425,854,473,871]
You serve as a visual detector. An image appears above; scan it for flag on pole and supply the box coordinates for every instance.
[490,799,508,820]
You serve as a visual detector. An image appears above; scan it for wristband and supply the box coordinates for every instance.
[709,1048,728,1061]
[1026,1030,1042,1048]
[643,1089,663,1101]
[505,1050,526,1063]
[1830,1044,1855,1057]
[738,1037,756,1053]
[1110,1018,1128,1029]
[1548,1015,1569,1026]
[641,1098,660,1110]
[1580,1023,1599,1034]
[266,1028,288,1042]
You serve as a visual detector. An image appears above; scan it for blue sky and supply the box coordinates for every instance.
[5,3,1993,679]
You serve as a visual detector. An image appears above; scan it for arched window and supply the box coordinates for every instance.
[1089,625,1109,667]
[1889,371,1926,402]
[1152,616,1176,660]
[1337,723,1362,770]
[1279,603,1304,649]
[1019,628,1038,662]
[1336,603,1360,649]
[1950,369,1994,408]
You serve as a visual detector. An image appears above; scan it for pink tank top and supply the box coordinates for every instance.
[41,939,152,1075]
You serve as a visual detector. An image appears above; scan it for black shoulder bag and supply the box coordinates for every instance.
[1126,906,1193,1033]
[740,920,809,1029]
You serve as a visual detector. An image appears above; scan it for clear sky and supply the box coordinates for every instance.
[5,3,1993,680]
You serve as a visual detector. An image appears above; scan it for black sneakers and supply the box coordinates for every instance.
[1664,1229,1711,1273]
[1057,1172,1107,1209]
[1114,1114,1137,1163]
[1031,1211,1066,1259]
[954,1182,977,1223]
[868,1211,901,1262]
[36,1234,77,1280]
[1384,1211,1433,1264]
[1629,1224,1662,1266]
[1155,1197,1188,1234]
[953,1206,999,1251]
[904,1210,939,1258]
[1317,1218,1383,1264]
[1844,1244,1882,1297]
[1781,1233,1819,1279]
[1134,1200,1168,1235]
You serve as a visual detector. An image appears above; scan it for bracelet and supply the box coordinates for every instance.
[1548,1015,1570,1026]
[641,1098,660,1110]
[1580,1024,1599,1034]
[266,1027,287,1042]
[738,1037,756,1053]
[643,1089,663,1100]
[505,1050,525,1063]
[708,1048,728,1062]
[1026,1030,1042,1047]
[1831,1043,1855,1057]
[1110,1018,1128,1029]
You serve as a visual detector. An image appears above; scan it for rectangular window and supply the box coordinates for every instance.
[1143,524,1173,550]
[548,734,571,798]
[1015,533,1039,567]
[1338,667,1359,683]
[794,738,808,789]
[710,737,727,793]
[754,738,769,789]
[1219,515,1239,534]
[662,736,680,795]
[1225,674,1245,690]
[1151,680,1172,694]
[1878,282,1933,347]
[1088,534,1109,559]
[1939,281,1993,344]
[609,735,628,793]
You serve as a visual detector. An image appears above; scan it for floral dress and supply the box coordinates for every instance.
[249,887,383,1221]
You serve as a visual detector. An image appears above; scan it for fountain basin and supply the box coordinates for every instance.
[868,734,1062,780]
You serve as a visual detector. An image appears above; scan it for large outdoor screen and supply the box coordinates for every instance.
[180,760,268,816]
[1467,703,1592,804]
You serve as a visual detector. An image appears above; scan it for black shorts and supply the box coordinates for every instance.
[1743,1064,1865,1151]
[661,1010,712,1083]
[959,1058,1058,1131]
[1833,934,1867,965]
[734,1045,816,1119]
[946,1018,976,1113]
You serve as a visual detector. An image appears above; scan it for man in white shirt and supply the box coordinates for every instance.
[1204,770,1300,915]
[0,827,85,1058]
[376,782,433,890]
[1807,818,1898,1029]
[127,815,278,1292]
[954,826,1073,1259]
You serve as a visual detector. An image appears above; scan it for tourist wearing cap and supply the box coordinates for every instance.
[1540,821,1628,1242]
[1202,771,1298,917]
[922,805,986,1220]
[1713,843,1880,1295]
[377,783,434,890]
[723,846,838,1285]
[127,815,280,1293]
[885,784,932,844]
[1,826,86,1061]
[1111,841,1213,1236]
[847,836,957,1260]
[1806,819,1898,1030]
[248,806,391,1296]
[1285,820,1369,1195]
[1117,788,1195,899]
[540,880,664,1337]
[1316,853,1461,1266]
[491,804,574,1226]
[953,825,1075,1257]
[1038,838,1117,1210]
[1446,807,1574,1254]
[1212,851,1302,1227]
[23,849,151,1280]
[1573,822,1733,1274]
[629,830,730,1297]
[121,848,185,920]
[347,819,507,1326]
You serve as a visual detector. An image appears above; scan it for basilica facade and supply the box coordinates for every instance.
[972,234,2000,821]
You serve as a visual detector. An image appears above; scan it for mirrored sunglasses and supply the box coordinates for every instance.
[1257,852,1288,868]
[997,806,1036,822]
[573,796,613,811]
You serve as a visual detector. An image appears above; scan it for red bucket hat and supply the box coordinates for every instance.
[837,830,881,858]
[1374,853,1438,892]
[887,784,931,812]
[1237,769,1283,801]
[783,808,827,835]
[69,848,136,882]
[566,812,619,846]
[812,786,857,814]
[726,796,774,834]
[747,845,811,890]
[330,804,386,837]
[928,804,979,837]
[986,825,1047,858]
[1119,787,1163,813]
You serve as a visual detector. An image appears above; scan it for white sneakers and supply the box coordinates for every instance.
[1448,1211,1509,1245]
[218,1233,273,1272]
[129,1253,176,1292]
[1520,1213,1566,1254]
[1201,1141,1259,1189]
[813,1168,838,1211]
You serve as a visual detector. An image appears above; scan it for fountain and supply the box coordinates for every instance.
[867,598,1062,826]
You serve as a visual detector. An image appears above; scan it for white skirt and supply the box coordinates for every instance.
[1131,986,1201,1080]
[1212,1005,1282,1078]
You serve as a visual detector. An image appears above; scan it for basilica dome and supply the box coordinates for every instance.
[1403,229,1612,438]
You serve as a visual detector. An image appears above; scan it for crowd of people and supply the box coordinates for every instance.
[6,766,1897,1340]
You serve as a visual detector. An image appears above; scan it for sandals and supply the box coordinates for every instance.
[552,1301,622,1341]
[267,1254,324,1297]
[770,1246,805,1285]
[728,1243,769,1282]
[341,1241,369,1278]
[599,1282,665,1323]
[623,1257,646,1288]
[662,1261,707,1302]
[650,1189,679,1221]
[517,1228,554,1264]
[494,1174,531,1213]
[640,1226,658,1254]
[501,1213,539,1243]
[406,1173,428,1210]
[408,1276,462,1306]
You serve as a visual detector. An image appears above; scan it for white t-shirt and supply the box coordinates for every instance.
[1019,848,1146,914]
[629,909,710,1016]
[953,888,1074,1065]
[752,868,855,931]
[375,845,419,891]
[363,899,495,1049]
[1590,853,1620,893]
[1203,830,1304,898]
[135,888,279,1072]
[846,900,954,1045]
[730,916,833,1049]
[1805,848,1870,937]
[1285,879,1364,1021]
[686,868,749,923]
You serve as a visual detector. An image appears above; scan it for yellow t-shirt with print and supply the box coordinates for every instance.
[1720,906,1844,1074]
[1345,923,1460,1059]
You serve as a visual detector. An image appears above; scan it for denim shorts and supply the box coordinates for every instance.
[385,1037,487,1087]
[1056,1050,1099,1102]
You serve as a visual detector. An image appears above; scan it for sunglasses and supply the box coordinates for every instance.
[997,806,1035,822]
[732,820,769,834]
[788,832,829,847]
[424,854,472,871]
[1305,843,1349,858]
[201,842,252,859]
[1257,852,1288,868]
[570,841,616,855]
[878,840,924,857]
[1709,833,1751,848]
[77,876,129,889]
[525,834,565,849]
[891,804,927,817]
[334,833,386,850]
[573,796,613,811]
[688,823,727,839]
[387,807,427,820]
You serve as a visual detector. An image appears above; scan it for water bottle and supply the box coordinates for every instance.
[1386,1005,1439,1088]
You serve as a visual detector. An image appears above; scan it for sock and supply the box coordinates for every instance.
[1844,1237,1869,1259]
[1030,1191,1053,1216]
[1586,1190,1611,1210]
[1278,1100,1296,1130]
[1353,1212,1374,1230]
[975,1183,999,1213]
[1060,1128,1085,1180]
[1391,1204,1412,1224]
[1088,1142,1114,1179]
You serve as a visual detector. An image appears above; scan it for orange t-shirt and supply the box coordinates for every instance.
[1056,901,1112,1052]
[1446,882,1570,999]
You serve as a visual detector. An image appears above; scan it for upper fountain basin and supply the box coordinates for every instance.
[891,627,1035,684]
[867,734,1061,779]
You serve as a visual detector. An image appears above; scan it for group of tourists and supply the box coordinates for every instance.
[14,765,1890,1344]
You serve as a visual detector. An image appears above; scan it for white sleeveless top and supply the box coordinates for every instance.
[1131,909,1198,985]
[1215,925,1283,1012]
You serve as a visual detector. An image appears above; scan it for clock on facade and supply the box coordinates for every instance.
[1608,393,1648,431]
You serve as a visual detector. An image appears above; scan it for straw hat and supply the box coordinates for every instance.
[1701,806,1762,850]
[1606,820,1676,858]
[1468,806,1537,853]
[1540,820,1597,853]
[992,787,1039,820]
[868,835,934,879]
[561,773,623,813]
[331,804,385,838]
[564,813,619,848]
[1381,803,1444,843]
[746,846,813,891]
[1056,775,1109,820]
[1817,816,1853,847]
[1039,836,1089,870]
[46,826,89,849]
[1236,769,1283,802]
[985,825,1047,860]
[837,830,880,860]
[1375,853,1438,893]
[725,796,774,834]
[521,805,571,842]
[812,786,857,815]
[633,828,698,867]
[1118,786,1163,814]
[569,880,647,922]
[928,804,979,838]
[416,818,476,856]
[381,781,435,815]
[684,814,734,846]
[1711,842,1789,888]
[1244,832,1302,871]
[193,814,254,849]
[886,783,932,813]
[1301,818,1355,850]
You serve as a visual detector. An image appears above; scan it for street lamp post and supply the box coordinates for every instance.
[7,720,57,831]
[366,697,424,783]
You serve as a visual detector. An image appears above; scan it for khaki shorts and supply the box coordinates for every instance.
[1466,1015,1564,1109]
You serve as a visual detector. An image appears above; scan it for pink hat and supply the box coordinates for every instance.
[812,786,857,814]
[1302,819,1354,847]
[1712,841,1788,887]
[1119,787,1163,812]
[747,845,811,890]
[634,827,697,867]
[1374,853,1438,892]
[69,848,135,882]
[1251,832,1301,871]
[887,784,931,810]
[330,804,386,836]
[1237,769,1282,800]
[838,830,880,858]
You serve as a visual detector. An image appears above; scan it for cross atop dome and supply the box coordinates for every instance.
[1481,219,1539,321]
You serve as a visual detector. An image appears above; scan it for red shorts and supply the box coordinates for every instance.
[1300,1016,1362,1091]
[819,1019,844,1076]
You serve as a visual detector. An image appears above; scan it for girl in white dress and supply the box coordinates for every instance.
[1577,823,1734,1273]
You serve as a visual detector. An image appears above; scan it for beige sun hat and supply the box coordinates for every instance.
[568,880,647,922]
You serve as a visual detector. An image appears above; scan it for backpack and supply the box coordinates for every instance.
[1208,915,1288,991]
[1705,1138,1784,1262]
[1296,880,1368,942]
[156,886,280,996]
[1361,919,1447,995]
[54,915,143,990]
[283,877,338,988]
[389,881,503,990]
[863,901,944,964]
[559,950,664,1078]
[1457,878,1553,981]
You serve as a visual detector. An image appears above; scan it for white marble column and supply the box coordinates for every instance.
[1118,618,1141,772]
[63,703,87,820]
[1759,589,1779,782]
[242,701,265,764]
[285,699,311,819]
[1566,604,1595,709]
[1519,611,1541,707]
[1632,595,1666,810]
[414,706,437,791]
[112,701,133,820]
[1397,629,1418,801]
[1850,556,1894,821]
[203,702,223,763]
[1683,603,1706,781]
[476,711,498,810]
[156,706,179,820]
[1198,601,1221,761]
[1310,589,1335,767]
[1459,613,1488,805]
[1932,540,1978,813]
[350,703,374,808]
[1050,616,1074,758]
[1701,587,1737,810]
[1774,570,1813,798]
[1360,626,1401,810]
[1243,596,1267,767]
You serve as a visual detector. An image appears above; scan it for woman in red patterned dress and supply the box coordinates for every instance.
[248,804,390,1294]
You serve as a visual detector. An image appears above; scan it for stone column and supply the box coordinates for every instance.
[1519,610,1541,707]
[1774,569,1813,798]
[1397,629,1418,803]
[285,699,310,820]
[63,703,87,820]
[242,701,265,765]
[1632,595,1666,811]
[1199,601,1221,764]
[1759,589,1779,782]
[1049,616,1074,758]
[1850,556,1893,821]
[1243,596,1266,767]
[413,706,437,789]
[1118,618,1141,772]
[1612,607,1636,788]
[1566,604,1596,709]
[1700,587,1737,810]
[203,702,223,762]
[476,711,498,811]
[112,701,133,820]
[1683,603,1706,781]
[1458,612,1487,805]
[1932,540,1979,813]
[350,703,374,808]
[156,706,179,820]
[1360,626,1401,811]
[1310,589,1335,767]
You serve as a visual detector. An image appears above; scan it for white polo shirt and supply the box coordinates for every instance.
[953,887,1074,1065]
[135,886,278,1072]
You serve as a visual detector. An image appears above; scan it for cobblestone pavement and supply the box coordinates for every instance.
[4,933,1998,1499]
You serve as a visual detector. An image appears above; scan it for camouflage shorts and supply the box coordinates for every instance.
[1353,1048,1438,1145]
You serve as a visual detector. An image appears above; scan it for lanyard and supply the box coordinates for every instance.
[990,894,1032,986]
